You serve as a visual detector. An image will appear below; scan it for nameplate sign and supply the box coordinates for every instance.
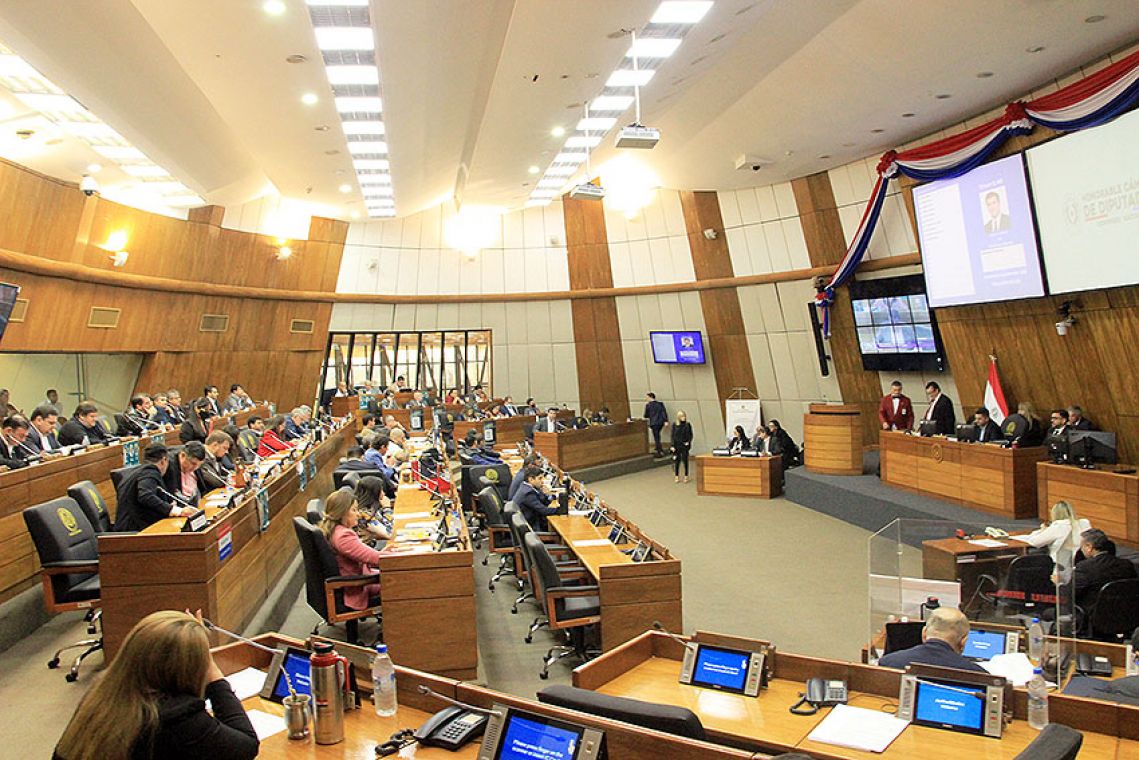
[181,509,207,533]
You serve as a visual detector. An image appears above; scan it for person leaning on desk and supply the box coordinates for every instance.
[516,465,558,531]
[58,401,111,447]
[727,425,750,454]
[509,453,540,500]
[1023,501,1092,582]
[53,610,258,760]
[113,444,196,532]
[878,607,986,673]
[320,489,392,611]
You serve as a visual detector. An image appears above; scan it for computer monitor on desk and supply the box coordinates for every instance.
[918,420,938,437]
[1046,431,1069,463]
[1069,431,1117,467]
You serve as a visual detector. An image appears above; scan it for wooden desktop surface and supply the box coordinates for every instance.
[1037,461,1139,547]
[695,454,783,498]
[880,431,1047,519]
[533,419,648,471]
[547,514,631,577]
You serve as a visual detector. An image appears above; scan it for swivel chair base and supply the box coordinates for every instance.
[49,608,103,683]
[539,628,599,680]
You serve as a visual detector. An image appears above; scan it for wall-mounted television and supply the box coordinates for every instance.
[0,283,20,345]
[650,331,705,365]
[848,275,947,372]
[913,153,1046,307]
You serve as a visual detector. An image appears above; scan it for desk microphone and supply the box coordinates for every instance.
[9,435,43,461]
[203,619,297,697]
[415,685,501,717]
[652,620,694,649]
[129,412,162,431]
[156,485,195,510]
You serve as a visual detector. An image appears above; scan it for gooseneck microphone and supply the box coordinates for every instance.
[652,620,694,649]
[415,685,501,717]
[156,485,195,509]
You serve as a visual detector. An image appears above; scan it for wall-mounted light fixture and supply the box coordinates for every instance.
[1055,300,1078,336]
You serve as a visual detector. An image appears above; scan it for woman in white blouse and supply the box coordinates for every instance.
[1021,501,1091,582]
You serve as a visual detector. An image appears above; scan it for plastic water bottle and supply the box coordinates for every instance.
[1027,668,1049,729]
[1028,618,1044,663]
[372,644,398,717]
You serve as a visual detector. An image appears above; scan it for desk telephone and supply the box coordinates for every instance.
[789,678,848,715]
[413,706,489,750]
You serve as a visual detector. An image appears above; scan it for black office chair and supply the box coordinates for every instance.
[524,532,600,679]
[1012,723,1083,760]
[109,464,139,495]
[1087,579,1139,642]
[510,512,576,622]
[236,429,260,462]
[478,487,514,587]
[293,517,381,645]
[980,553,1054,619]
[22,497,102,682]
[96,415,114,436]
[305,498,325,525]
[537,685,706,741]
[66,480,113,534]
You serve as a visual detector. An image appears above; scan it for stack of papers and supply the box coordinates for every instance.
[224,667,267,700]
[981,653,1042,687]
[968,539,1008,548]
[572,539,611,548]
[806,704,908,753]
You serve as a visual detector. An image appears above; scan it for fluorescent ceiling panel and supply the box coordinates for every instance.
[606,69,655,88]
[341,120,385,135]
[589,95,634,112]
[651,1,713,24]
[627,38,682,58]
[577,117,617,131]
[314,27,375,51]
[335,96,382,112]
[325,65,379,86]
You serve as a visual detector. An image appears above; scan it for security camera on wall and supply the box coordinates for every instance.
[79,175,99,197]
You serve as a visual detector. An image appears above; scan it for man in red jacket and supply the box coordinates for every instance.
[878,380,914,431]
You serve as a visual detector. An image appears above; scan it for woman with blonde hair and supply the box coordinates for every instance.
[54,610,257,760]
[1021,500,1092,582]
[321,488,386,610]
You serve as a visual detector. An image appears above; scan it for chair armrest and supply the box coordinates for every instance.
[42,561,99,574]
[535,532,562,542]
[547,584,599,597]
[326,574,380,589]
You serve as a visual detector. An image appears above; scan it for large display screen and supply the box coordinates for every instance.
[495,714,583,760]
[691,645,750,692]
[913,154,1046,307]
[848,275,947,372]
[650,331,706,364]
[0,283,19,345]
[913,680,986,734]
[1027,107,1139,294]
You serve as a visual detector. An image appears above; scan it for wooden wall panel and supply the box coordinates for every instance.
[792,172,884,445]
[680,191,756,421]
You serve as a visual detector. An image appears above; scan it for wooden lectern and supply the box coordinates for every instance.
[803,403,863,475]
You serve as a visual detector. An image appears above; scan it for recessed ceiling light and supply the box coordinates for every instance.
[651,1,714,24]
[554,152,587,163]
[301,92,319,105]
[935,93,952,99]
[576,117,617,131]
[976,71,994,78]
[531,189,558,198]
[1026,45,1045,53]
[85,163,102,174]
[1085,14,1106,23]
[627,38,682,59]
[324,149,340,155]
[262,0,286,16]
[363,186,394,197]
[325,65,379,86]
[528,165,539,174]
[589,95,634,112]
[314,125,330,132]
[359,175,391,185]
[335,96,382,113]
[817,154,831,160]
[353,159,389,170]
[93,145,146,161]
[901,112,915,118]
[339,183,352,193]
[550,126,566,137]
[537,178,564,188]
[314,27,375,51]
[285,54,308,64]
[870,128,885,134]
[606,69,654,88]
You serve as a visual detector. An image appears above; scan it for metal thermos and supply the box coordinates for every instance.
[310,641,349,745]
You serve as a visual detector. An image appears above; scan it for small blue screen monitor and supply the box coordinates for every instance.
[271,648,312,701]
[650,331,706,364]
[690,645,751,693]
[962,630,1007,661]
[494,713,586,760]
[913,679,986,735]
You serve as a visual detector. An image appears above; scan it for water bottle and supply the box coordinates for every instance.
[1027,668,1049,729]
[1028,618,1044,663]
[372,644,398,717]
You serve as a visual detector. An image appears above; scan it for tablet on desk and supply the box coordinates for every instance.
[679,643,766,697]
[259,646,312,703]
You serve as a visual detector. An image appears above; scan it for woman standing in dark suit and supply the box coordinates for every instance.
[671,410,694,483]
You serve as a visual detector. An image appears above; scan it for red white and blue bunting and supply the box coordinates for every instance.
[814,47,1139,336]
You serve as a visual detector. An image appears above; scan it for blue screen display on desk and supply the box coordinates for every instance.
[650,331,706,364]
[692,646,750,692]
[962,630,1006,660]
[914,681,985,731]
[272,650,312,700]
[496,715,580,760]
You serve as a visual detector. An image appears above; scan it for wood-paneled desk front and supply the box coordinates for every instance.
[879,431,1047,519]
[804,403,863,475]
[453,414,533,449]
[97,421,356,657]
[695,454,783,498]
[922,535,1029,614]
[1037,461,1139,546]
[214,633,754,760]
[575,629,1135,759]
[329,397,435,432]
[547,513,682,652]
[534,420,648,471]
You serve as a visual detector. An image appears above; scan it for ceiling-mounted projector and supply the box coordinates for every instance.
[569,181,605,201]
[615,123,660,149]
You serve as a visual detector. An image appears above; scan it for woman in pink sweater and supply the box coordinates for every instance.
[319,489,387,610]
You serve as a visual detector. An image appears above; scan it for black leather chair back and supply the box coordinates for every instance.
[525,532,559,616]
[1088,578,1139,640]
[293,517,342,619]
[1011,722,1083,760]
[333,468,384,490]
[306,498,325,525]
[236,429,260,462]
[1004,554,1054,611]
[23,497,100,604]
[110,465,139,495]
[538,685,706,741]
[510,512,535,575]
[477,486,507,528]
[67,480,112,534]
[461,463,511,512]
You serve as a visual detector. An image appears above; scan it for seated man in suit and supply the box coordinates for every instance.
[163,389,188,424]
[197,431,234,492]
[337,446,375,472]
[113,444,192,531]
[118,394,156,436]
[878,380,914,431]
[534,408,565,434]
[509,453,539,500]
[515,465,558,531]
[165,441,207,507]
[283,408,308,441]
[1067,405,1094,431]
[0,414,34,468]
[1073,529,1137,623]
[364,435,396,480]
[1047,409,1069,437]
[591,406,613,425]
[58,401,111,446]
[404,390,427,409]
[878,608,986,673]
[203,385,222,417]
[973,407,1004,443]
[26,405,62,454]
[922,381,956,435]
[500,396,519,416]
[224,383,255,413]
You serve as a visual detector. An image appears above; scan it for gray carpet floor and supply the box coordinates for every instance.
[0,467,913,756]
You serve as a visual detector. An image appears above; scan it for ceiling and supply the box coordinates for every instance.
[0,0,1134,220]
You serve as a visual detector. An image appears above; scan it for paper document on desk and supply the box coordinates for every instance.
[244,709,287,740]
[572,539,611,548]
[568,509,591,517]
[400,511,432,519]
[968,539,1007,548]
[981,653,1039,686]
[405,520,436,529]
[806,704,907,753]
[224,667,268,700]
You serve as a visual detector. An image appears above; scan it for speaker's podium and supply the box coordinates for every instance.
[803,403,863,475]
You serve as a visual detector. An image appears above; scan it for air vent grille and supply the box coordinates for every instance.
[9,298,27,323]
[87,306,120,329]
[199,314,229,333]
[290,319,315,334]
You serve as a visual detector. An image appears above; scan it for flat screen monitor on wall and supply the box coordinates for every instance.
[1027,107,1139,294]
[913,153,1046,307]
[848,275,947,373]
[650,331,706,364]
[0,283,19,345]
